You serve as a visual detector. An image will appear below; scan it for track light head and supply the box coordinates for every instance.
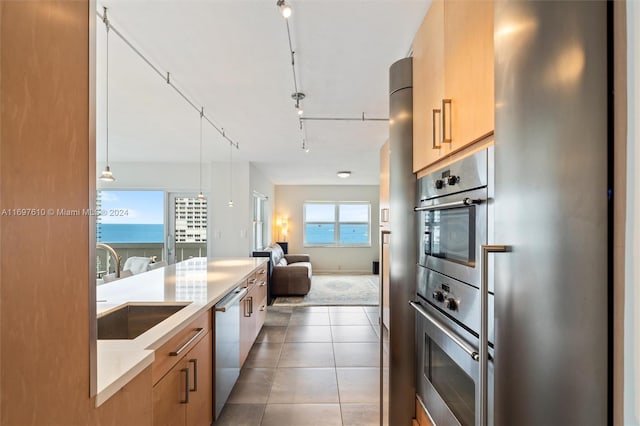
[277,0,292,18]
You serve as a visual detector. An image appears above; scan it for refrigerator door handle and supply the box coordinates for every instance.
[480,245,510,426]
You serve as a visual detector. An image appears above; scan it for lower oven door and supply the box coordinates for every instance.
[412,301,493,426]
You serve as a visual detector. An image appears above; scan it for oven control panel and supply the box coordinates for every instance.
[417,266,495,343]
[431,284,460,311]
[418,147,490,201]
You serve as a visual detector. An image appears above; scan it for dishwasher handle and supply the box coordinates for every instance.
[215,287,248,312]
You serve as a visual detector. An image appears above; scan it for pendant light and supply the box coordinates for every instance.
[228,141,234,208]
[99,7,115,182]
[197,108,205,201]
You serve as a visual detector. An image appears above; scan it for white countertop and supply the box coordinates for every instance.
[95,257,268,406]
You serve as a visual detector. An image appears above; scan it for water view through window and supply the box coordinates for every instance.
[304,202,370,246]
[97,190,164,243]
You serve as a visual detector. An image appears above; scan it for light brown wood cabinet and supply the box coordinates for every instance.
[413,0,494,173]
[152,312,212,426]
[239,269,268,367]
[413,0,445,172]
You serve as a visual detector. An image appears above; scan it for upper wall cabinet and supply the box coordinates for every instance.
[412,0,494,173]
[413,0,445,173]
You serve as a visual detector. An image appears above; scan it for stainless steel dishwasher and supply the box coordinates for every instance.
[214,286,247,419]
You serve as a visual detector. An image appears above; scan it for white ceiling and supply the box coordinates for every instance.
[96,0,429,185]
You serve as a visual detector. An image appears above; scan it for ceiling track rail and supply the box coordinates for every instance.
[301,114,389,122]
[97,8,239,149]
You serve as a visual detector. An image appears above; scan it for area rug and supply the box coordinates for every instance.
[273,274,379,306]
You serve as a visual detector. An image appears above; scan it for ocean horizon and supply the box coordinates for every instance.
[97,223,164,243]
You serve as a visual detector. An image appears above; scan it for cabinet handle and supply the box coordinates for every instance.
[188,359,198,392]
[442,98,452,144]
[259,280,266,287]
[249,296,253,315]
[432,108,442,149]
[180,367,190,404]
[244,298,251,317]
[170,328,205,356]
[248,278,257,284]
[259,269,266,274]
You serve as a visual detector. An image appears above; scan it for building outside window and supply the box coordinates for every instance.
[303,202,371,247]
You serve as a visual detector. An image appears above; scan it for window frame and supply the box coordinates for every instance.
[303,201,371,248]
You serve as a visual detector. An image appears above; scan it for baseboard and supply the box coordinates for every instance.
[315,270,373,275]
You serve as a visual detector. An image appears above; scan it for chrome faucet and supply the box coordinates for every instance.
[97,243,121,278]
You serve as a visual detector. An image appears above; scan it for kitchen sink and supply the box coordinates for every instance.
[97,303,188,340]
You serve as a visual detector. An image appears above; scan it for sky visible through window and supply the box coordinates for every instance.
[97,190,164,243]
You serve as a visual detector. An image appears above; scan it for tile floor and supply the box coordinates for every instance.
[216,305,389,426]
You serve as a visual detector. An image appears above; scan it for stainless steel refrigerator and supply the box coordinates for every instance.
[492,0,609,424]
[387,57,417,426]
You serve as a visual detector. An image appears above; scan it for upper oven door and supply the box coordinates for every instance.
[417,187,487,289]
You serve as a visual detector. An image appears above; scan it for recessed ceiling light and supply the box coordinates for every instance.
[337,171,351,178]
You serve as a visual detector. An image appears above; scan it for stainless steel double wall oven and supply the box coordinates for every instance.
[411,148,494,426]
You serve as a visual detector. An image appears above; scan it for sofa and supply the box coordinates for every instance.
[259,243,312,296]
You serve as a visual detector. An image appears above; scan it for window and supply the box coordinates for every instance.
[252,193,268,251]
[97,190,164,243]
[303,202,371,247]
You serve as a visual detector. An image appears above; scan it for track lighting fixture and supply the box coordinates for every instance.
[277,0,292,18]
[292,92,305,117]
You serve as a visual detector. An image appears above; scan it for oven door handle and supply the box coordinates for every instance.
[413,198,481,212]
[409,301,479,361]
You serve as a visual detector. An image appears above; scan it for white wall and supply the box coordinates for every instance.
[274,185,380,274]
[208,161,251,257]
[250,164,275,250]
[626,2,640,423]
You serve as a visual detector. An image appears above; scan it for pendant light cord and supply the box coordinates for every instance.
[229,142,233,204]
[199,108,204,194]
[104,8,110,166]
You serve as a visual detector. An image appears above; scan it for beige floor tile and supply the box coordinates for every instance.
[333,343,380,367]
[261,404,342,426]
[268,368,339,403]
[337,368,380,403]
[289,312,331,326]
[215,403,264,426]
[244,342,282,368]
[329,306,365,313]
[278,342,335,367]
[264,310,292,327]
[341,403,380,426]
[330,312,372,325]
[227,368,275,404]
[331,325,379,343]
[285,325,332,342]
[255,326,287,343]
[294,306,329,313]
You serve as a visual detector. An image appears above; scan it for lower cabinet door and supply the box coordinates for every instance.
[186,332,213,426]
[153,331,212,426]
[153,362,188,426]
